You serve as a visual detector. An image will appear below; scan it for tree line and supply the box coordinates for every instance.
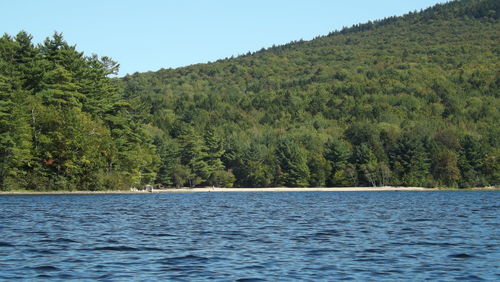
[120,0,499,189]
[0,32,157,190]
[1,0,498,190]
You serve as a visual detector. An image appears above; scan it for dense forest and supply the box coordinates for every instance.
[0,33,158,190]
[1,0,499,190]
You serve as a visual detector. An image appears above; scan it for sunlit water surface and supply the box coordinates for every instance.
[0,191,498,280]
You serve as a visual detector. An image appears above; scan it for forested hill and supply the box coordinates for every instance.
[120,0,499,189]
[1,0,498,191]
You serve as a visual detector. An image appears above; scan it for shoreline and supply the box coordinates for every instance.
[0,186,497,195]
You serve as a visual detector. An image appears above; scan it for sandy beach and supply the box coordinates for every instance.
[1,186,497,195]
[0,186,435,195]
[152,187,435,193]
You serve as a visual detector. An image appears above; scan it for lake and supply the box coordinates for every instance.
[0,191,498,280]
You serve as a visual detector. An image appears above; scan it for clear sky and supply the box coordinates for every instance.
[1,0,447,76]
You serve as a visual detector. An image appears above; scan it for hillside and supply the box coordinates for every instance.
[120,0,499,188]
[1,0,498,191]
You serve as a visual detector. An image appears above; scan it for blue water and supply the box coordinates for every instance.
[0,191,498,281]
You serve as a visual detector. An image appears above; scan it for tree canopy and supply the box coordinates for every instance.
[0,32,157,191]
[119,0,499,189]
[1,0,498,190]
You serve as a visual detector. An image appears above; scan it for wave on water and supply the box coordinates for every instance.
[0,191,497,280]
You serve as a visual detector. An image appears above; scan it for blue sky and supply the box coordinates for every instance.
[1,0,447,76]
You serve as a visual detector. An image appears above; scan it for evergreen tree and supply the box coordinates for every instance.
[352,143,379,187]
[458,135,486,187]
[204,127,227,186]
[0,32,158,190]
[433,150,460,187]
[1,0,499,190]
[390,134,430,187]
[307,153,330,187]
[178,125,209,187]
[276,138,310,187]
[325,138,352,186]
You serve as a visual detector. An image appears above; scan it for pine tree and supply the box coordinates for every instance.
[178,125,209,187]
[458,135,486,187]
[390,134,430,187]
[325,138,352,186]
[204,127,229,186]
[276,138,310,187]
[353,143,378,187]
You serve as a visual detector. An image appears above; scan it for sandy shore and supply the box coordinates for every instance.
[1,186,497,195]
[152,186,435,193]
[0,186,434,195]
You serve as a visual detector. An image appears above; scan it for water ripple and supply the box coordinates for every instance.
[0,191,498,280]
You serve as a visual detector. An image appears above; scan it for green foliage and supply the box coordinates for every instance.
[127,0,500,187]
[276,138,310,187]
[118,0,498,188]
[458,135,487,187]
[389,134,430,187]
[172,164,192,188]
[325,138,353,186]
[0,32,156,190]
[1,0,499,190]
[209,170,236,187]
[307,153,330,187]
[433,150,461,187]
[177,125,209,187]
